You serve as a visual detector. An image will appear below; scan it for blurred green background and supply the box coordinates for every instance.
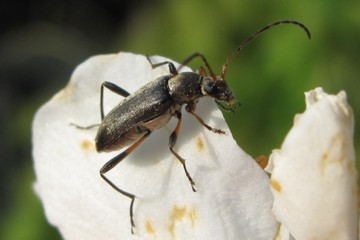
[0,0,359,239]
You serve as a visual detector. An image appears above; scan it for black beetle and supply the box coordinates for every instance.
[80,20,310,234]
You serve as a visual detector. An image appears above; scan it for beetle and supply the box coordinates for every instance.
[82,20,310,234]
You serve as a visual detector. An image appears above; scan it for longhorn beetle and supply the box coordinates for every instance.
[84,20,310,233]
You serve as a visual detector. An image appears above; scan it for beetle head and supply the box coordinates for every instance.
[202,77,238,110]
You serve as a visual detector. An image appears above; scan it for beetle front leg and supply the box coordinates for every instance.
[100,130,151,234]
[169,111,197,192]
[185,104,225,134]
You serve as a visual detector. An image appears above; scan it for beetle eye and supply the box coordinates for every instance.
[204,82,218,95]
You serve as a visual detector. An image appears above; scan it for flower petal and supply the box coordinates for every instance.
[267,87,358,239]
[33,52,278,239]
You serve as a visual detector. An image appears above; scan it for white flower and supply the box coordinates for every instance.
[266,88,358,240]
[32,53,278,240]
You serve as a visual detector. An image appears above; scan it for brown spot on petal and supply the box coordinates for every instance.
[270,179,282,192]
[319,133,349,177]
[188,207,197,228]
[255,155,268,169]
[196,137,205,152]
[319,153,329,177]
[145,220,156,236]
[347,161,355,172]
[168,205,187,240]
[80,139,95,152]
[168,205,197,239]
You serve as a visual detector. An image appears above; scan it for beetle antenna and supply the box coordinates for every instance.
[221,20,311,79]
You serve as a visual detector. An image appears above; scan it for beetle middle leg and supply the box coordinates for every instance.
[100,81,131,119]
[70,82,131,129]
[177,52,217,80]
[100,130,151,234]
[146,55,179,75]
[169,111,197,192]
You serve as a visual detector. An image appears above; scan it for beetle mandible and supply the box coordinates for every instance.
[87,20,311,234]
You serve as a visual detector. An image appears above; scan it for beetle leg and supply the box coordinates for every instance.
[100,81,131,120]
[197,66,207,77]
[100,130,151,234]
[169,111,197,192]
[146,55,178,75]
[185,104,225,134]
[71,81,129,129]
[69,122,100,129]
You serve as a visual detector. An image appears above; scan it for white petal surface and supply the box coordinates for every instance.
[32,52,278,240]
[267,88,358,240]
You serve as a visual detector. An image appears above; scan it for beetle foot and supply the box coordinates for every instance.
[191,181,197,192]
[69,122,100,130]
[211,128,226,134]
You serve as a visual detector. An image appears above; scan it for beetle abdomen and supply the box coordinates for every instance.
[96,126,145,152]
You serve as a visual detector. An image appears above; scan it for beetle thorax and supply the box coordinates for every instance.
[168,72,204,104]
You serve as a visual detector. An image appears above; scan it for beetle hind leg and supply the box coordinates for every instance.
[100,173,136,234]
[169,111,197,192]
[100,131,151,234]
